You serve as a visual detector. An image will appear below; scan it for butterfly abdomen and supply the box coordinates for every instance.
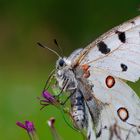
[71,90,87,130]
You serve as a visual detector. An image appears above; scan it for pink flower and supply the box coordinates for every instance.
[16,120,35,133]
[39,90,59,109]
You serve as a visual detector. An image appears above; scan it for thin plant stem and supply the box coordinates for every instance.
[27,132,32,140]
[49,127,62,140]
[28,132,39,140]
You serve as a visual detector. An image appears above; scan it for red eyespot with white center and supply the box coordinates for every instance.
[117,107,129,122]
[81,64,90,78]
[105,76,115,88]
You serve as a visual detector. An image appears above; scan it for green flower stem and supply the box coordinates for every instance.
[28,132,39,140]
[49,127,62,140]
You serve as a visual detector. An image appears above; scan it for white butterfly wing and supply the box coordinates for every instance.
[85,103,97,140]
[88,70,140,140]
[80,16,140,82]
[75,16,140,139]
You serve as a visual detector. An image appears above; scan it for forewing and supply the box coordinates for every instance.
[79,16,140,82]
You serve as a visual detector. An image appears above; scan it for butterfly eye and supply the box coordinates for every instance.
[59,59,65,67]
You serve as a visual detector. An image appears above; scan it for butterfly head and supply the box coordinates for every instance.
[55,57,77,91]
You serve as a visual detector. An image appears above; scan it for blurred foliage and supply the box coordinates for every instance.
[0,0,140,140]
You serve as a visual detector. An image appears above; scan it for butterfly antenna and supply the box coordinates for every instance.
[54,39,64,57]
[37,42,61,58]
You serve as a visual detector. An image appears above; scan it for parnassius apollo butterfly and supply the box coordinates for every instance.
[55,16,140,140]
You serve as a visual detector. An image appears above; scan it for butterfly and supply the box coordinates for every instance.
[40,16,140,140]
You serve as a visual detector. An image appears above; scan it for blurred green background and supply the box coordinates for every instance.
[1,0,140,139]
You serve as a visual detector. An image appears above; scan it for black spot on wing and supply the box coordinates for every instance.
[137,126,140,134]
[96,126,107,138]
[97,41,111,54]
[96,129,102,138]
[88,132,91,140]
[131,21,135,24]
[115,31,126,43]
[120,63,128,72]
